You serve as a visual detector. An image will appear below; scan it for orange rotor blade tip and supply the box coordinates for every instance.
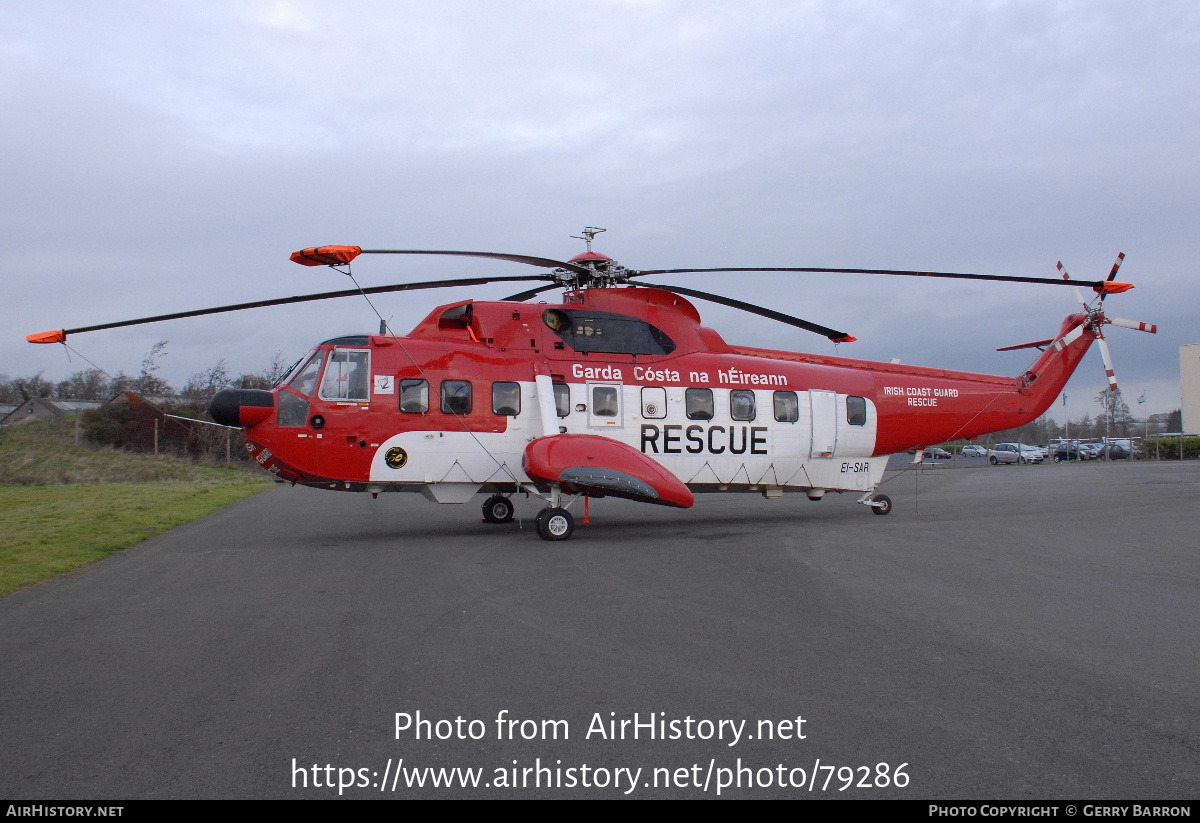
[289,245,363,267]
[27,329,67,344]
[832,335,857,343]
[1095,281,1135,295]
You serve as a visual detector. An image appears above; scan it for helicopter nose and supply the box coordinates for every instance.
[209,388,274,428]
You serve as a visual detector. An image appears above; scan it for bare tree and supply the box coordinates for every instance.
[12,373,56,400]
[1095,388,1132,436]
[181,359,232,405]
[55,368,111,400]
[0,374,21,404]
[132,341,174,397]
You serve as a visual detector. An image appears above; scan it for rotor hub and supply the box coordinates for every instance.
[554,252,635,290]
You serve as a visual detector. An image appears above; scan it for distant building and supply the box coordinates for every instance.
[0,398,103,427]
[1183,344,1200,432]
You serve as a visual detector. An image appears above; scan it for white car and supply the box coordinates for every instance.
[961,444,988,457]
[988,443,1044,465]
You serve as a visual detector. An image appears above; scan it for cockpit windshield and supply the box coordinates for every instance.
[288,350,324,397]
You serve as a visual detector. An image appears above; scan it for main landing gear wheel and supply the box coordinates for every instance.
[535,507,575,541]
[481,495,515,523]
[871,494,893,515]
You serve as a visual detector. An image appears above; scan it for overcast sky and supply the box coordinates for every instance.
[4,0,1196,419]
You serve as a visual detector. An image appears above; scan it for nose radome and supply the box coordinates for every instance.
[209,388,274,428]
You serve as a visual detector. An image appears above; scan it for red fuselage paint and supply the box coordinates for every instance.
[240,287,1095,490]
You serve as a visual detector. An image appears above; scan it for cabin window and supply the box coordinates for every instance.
[773,391,799,423]
[400,379,429,413]
[319,349,370,401]
[847,395,867,426]
[441,380,473,415]
[641,387,667,419]
[686,388,714,420]
[730,390,756,421]
[492,382,521,416]
[553,383,570,417]
[289,351,324,397]
[592,385,619,417]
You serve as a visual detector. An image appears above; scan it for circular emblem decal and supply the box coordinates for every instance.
[384,447,409,469]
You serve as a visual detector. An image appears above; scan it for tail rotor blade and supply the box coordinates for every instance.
[1106,252,1126,282]
[1098,252,1126,306]
[1106,317,1158,334]
[1057,261,1090,309]
[1096,333,1119,392]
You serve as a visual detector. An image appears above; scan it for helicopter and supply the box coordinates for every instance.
[27,228,1157,541]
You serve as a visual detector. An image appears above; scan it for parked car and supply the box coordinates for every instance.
[1098,443,1130,460]
[1052,443,1081,462]
[922,447,952,460]
[988,443,1044,465]
[961,444,988,457]
[1077,443,1102,460]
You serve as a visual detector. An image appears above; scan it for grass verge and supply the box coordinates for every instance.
[0,478,270,597]
[1,418,273,596]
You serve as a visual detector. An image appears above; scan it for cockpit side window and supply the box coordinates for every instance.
[289,351,325,397]
[319,349,370,401]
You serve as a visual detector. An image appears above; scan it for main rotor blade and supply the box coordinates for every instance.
[502,283,562,302]
[27,275,552,342]
[650,283,855,343]
[358,249,592,275]
[633,266,1122,290]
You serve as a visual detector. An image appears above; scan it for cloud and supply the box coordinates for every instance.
[3,1,1197,416]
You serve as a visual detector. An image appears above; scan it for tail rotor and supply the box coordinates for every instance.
[1053,253,1155,396]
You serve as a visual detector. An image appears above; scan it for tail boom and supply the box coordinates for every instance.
[871,314,1096,452]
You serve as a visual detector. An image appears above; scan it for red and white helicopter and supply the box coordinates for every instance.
[28,228,1156,540]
